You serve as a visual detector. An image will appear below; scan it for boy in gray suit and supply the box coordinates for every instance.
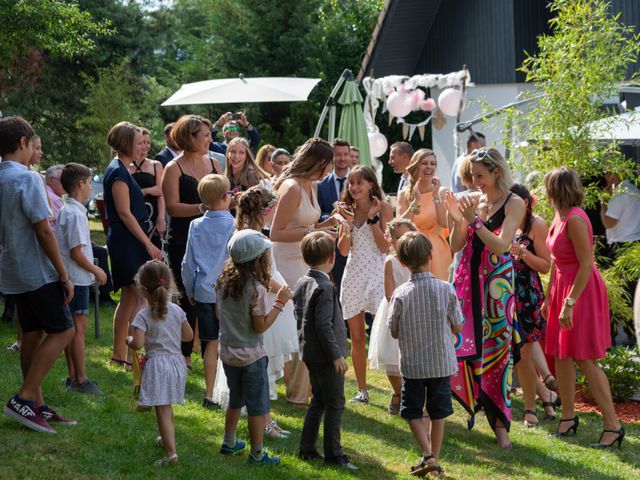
[293,231,357,470]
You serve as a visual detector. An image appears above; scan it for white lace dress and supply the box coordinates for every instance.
[368,255,410,376]
[339,223,386,320]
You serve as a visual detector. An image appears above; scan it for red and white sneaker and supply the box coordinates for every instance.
[39,405,77,426]
[4,395,56,433]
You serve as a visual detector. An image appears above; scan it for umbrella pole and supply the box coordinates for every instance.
[314,69,354,139]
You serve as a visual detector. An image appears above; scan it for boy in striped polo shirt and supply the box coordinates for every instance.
[387,232,464,477]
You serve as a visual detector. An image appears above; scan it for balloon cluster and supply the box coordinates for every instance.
[385,85,436,118]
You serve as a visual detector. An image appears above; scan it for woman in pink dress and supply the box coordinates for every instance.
[543,167,624,448]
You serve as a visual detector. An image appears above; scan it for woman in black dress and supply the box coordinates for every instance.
[103,122,162,367]
[128,128,166,248]
[161,115,222,366]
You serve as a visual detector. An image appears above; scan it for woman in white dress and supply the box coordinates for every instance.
[337,165,393,404]
[368,218,416,414]
[270,137,342,406]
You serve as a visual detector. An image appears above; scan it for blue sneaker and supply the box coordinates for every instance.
[220,439,246,455]
[248,451,280,465]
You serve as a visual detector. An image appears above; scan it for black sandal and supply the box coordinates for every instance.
[552,416,579,437]
[111,357,133,370]
[523,409,539,428]
[542,390,561,420]
[409,455,442,477]
[543,374,558,391]
[590,426,625,449]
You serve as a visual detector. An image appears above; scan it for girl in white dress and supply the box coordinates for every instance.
[368,219,416,414]
[213,186,296,438]
[337,165,393,404]
[126,260,194,466]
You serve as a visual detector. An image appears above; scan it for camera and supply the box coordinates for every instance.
[229,112,242,120]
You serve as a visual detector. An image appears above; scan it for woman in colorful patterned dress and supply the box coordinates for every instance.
[446,147,525,449]
[542,167,623,448]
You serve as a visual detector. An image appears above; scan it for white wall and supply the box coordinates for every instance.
[431,83,537,189]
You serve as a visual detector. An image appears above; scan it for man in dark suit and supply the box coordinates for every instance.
[294,232,356,471]
[154,122,180,167]
[317,138,351,291]
[210,112,261,154]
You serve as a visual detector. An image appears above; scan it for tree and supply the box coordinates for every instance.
[508,0,640,329]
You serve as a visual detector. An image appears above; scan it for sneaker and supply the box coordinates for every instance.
[70,379,105,396]
[248,451,280,465]
[155,453,178,466]
[6,342,19,352]
[65,377,73,388]
[350,390,369,404]
[202,398,219,409]
[220,439,246,455]
[4,396,56,433]
[325,455,358,470]
[39,405,77,426]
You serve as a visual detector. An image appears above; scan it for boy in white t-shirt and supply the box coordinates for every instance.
[57,163,107,395]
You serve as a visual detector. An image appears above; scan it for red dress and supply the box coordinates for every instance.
[545,208,610,360]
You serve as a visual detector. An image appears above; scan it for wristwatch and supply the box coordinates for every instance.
[470,216,483,231]
[367,214,380,225]
[564,297,576,307]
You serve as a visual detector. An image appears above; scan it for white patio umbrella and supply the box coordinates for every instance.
[161,74,321,106]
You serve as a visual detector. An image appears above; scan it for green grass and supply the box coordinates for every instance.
[0,301,638,479]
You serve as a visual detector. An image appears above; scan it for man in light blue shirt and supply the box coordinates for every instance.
[0,116,75,433]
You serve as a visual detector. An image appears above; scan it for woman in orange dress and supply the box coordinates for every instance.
[396,148,452,280]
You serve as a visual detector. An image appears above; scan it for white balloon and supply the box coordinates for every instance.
[438,88,462,117]
[386,91,412,118]
[368,132,388,158]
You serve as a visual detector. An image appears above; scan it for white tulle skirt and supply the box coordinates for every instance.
[368,297,401,376]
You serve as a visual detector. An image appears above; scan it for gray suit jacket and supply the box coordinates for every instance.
[294,270,348,364]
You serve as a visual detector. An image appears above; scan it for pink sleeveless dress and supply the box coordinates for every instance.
[545,208,610,360]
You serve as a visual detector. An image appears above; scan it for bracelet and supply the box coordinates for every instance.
[469,216,483,231]
[367,214,380,225]
[272,306,283,313]
[433,196,443,205]
[198,203,206,214]
[274,299,285,306]
[60,278,71,285]
[304,226,313,236]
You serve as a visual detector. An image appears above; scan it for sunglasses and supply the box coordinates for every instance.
[223,126,239,133]
[471,149,489,161]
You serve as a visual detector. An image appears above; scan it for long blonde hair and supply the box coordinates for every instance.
[274,137,333,190]
[255,144,275,174]
[406,148,436,207]
[225,137,270,187]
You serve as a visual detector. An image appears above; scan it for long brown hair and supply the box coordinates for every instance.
[340,165,384,208]
[135,260,176,320]
[235,185,277,231]
[274,137,333,190]
[406,148,436,207]
[216,251,271,300]
[225,137,270,187]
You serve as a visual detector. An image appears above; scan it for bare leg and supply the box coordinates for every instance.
[69,314,88,383]
[248,415,266,452]
[202,340,218,400]
[155,405,176,457]
[224,407,242,437]
[18,328,74,404]
[494,419,512,448]
[64,342,74,380]
[516,343,539,425]
[576,359,621,443]
[112,285,138,361]
[554,357,576,433]
[429,419,445,460]
[388,374,402,394]
[531,342,554,380]
[408,418,432,456]
[347,312,367,391]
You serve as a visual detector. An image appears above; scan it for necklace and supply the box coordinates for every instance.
[484,191,507,211]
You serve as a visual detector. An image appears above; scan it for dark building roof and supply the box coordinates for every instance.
[360,0,640,84]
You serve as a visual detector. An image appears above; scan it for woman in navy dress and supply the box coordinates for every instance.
[103,122,162,367]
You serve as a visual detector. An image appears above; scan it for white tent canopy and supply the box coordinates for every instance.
[587,109,640,144]
[162,75,321,106]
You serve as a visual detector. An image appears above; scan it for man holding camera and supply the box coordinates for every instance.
[210,112,261,155]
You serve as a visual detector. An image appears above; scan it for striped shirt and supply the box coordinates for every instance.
[387,272,464,379]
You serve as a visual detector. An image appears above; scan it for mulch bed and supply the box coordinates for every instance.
[575,386,640,423]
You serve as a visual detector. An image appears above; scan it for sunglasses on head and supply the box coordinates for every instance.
[471,149,490,161]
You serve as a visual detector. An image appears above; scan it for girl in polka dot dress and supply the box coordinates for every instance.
[337,165,393,403]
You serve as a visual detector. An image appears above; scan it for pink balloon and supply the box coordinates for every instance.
[438,88,462,117]
[386,91,412,118]
[408,89,425,110]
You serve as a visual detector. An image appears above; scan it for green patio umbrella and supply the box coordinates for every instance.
[337,80,372,166]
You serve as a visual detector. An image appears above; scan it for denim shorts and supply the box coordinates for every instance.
[400,376,454,421]
[195,301,219,341]
[68,285,90,316]
[223,356,270,416]
[15,282,74,334]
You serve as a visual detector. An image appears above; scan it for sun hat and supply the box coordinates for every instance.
[228,229,272,264]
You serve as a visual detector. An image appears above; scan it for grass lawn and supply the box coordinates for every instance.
[0,298,638,480]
